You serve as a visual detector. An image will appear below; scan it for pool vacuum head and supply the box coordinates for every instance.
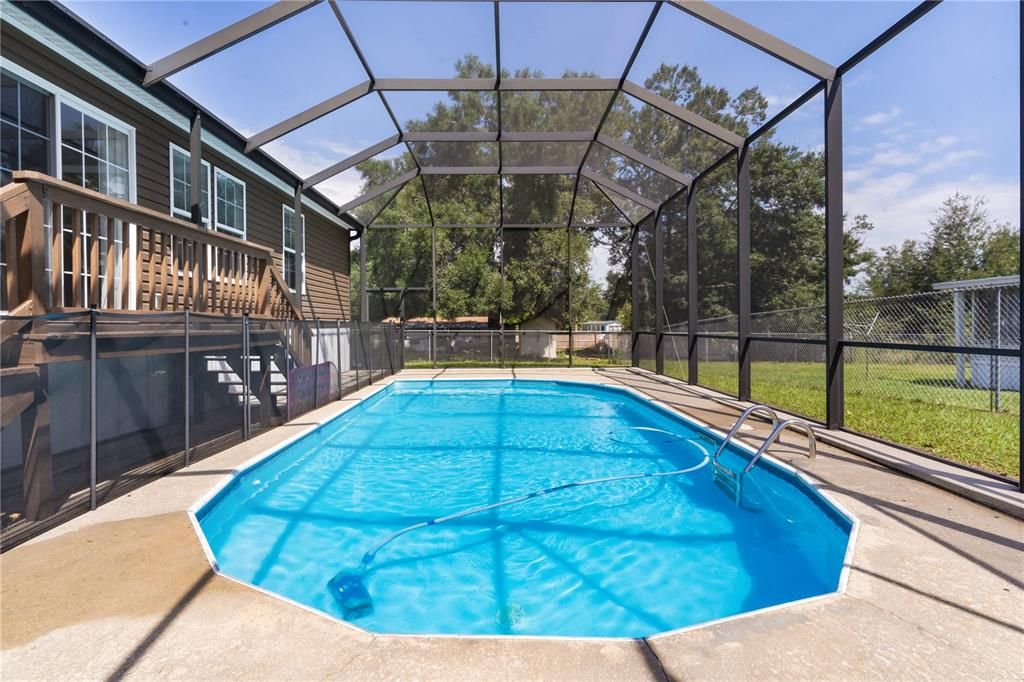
[327,571,373,618]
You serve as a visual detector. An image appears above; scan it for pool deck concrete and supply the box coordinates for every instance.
[2,367,1022,681]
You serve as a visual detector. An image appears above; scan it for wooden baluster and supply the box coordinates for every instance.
[49,204,62,308]
[215,247,225,313]
[87,214,100,308]
[123,226,132,310]
[164,233,175,307]
[71,211,83,308]
[147,230,158,310]
[245,256,255,314]
[189,240,199,310]
[153,233,162,310]
[143,225,152,307]
[198,244,208,312]
[256,260,270,317]
[5,215,19,307]
[105,220,116,308]
[221,249,231,314]
[228,251,239,314]
[170,235,180,311]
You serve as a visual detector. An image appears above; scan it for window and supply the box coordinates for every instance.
[169,143,210,224]
[60,102,130,200]
[214,168,246,237]
[1,71,52,184]
[282,205,306,294]
[58,99,133,307]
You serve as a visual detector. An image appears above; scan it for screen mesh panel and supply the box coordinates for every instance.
[501,174,575,225]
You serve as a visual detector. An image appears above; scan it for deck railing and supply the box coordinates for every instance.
[1,171,301,320]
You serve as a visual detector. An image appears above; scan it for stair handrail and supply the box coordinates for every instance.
[742,418,817,474]
[712,403,779,463]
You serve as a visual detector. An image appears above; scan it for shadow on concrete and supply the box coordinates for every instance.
[106,569,215,681]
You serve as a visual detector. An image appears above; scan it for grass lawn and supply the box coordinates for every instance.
[664,360,1019,478]
[405,355,1019,478]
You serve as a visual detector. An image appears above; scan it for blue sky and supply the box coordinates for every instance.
[65,0,1020,258]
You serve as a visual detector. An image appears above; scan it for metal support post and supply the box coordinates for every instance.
[184,308,191,466]
[431,224,437,368]
[686,186,699,384]
[242,314,250,438]
[336,319,343,398]
[654,209,664,375]
[824,77,845,428]
[314,318,321,409]
[189,109,203,226]
[630,224,640,367]
[737,144,752,401]
[360,232,369,323]
[567,225,573,367]
[89,306,97,510]
[294,183,305,311]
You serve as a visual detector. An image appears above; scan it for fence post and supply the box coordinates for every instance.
[89,306,97,510]
[824,76,845,429]
[336,319,343,399]
[184,308,191,466]
[314,319,321,409]
[242,314,250,439]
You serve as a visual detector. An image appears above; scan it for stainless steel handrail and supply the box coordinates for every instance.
[742,418,817,474]
[712,404,779,463]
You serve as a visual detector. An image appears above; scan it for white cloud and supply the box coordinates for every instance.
[846,174,1020,249]
[262,139,365,205]
[868,148,919,167]
[919,135,957,153]
[861,107,903,126]
[921,149,983,174]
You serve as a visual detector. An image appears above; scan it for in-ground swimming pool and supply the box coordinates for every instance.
[195,380,854,638]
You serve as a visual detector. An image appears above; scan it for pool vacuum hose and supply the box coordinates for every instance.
[328,432,711,618]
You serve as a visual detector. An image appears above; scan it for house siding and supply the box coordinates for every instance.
[1,22,351,320]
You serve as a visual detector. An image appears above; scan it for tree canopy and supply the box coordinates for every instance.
[864,193,1020,297]
[350,55,1016,327]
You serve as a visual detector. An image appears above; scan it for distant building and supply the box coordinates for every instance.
[932,275,1020,391]
[577,320,623,333]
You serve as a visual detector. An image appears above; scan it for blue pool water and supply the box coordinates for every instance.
[197,380,853,638]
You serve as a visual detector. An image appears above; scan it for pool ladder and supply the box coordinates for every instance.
[712,404,817,505]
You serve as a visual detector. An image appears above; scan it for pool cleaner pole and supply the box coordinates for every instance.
[329,439,710,617]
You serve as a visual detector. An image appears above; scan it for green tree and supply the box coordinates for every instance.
[866,193,1020,296]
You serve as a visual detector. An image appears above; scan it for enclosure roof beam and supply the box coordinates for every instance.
[581,169,660,212]
[376,78,497,91]
[303,134,402,188]
[337,168,419,216]
[420,166,501,175]
[144,0,322,85]
[666,0,836,80]
[622,81,744,148]
[836,1,942,77]
[402,131,595,143]
[502,166,579,175]
[500,78,619,91]
[595,134,692,187]
[245,81,373,152]
[567,1,663,231]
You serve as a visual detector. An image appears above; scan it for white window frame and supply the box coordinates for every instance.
[281,204,306,295]
[213,166,246,238]
[1,58,138,309]
[168,142,211,226]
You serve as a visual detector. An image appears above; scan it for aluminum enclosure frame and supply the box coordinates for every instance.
[135,0,1008,485]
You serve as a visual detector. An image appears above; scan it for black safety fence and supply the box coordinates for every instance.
[0,311,402,551]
